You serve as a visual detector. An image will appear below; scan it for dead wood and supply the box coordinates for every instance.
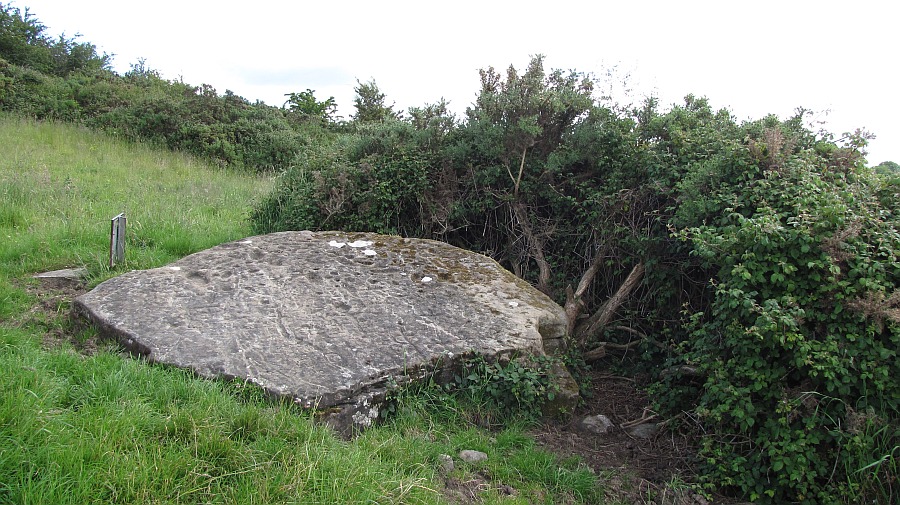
[510,201,552,295]
[576,261,645,347]
[564,249,607,336]
[583,338,641,363]
[582,324,665,363]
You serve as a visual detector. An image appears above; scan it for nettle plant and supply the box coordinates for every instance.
[664,128,900,503]
[451,354,560,420]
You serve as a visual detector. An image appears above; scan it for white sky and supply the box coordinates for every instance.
[16,0,899,164]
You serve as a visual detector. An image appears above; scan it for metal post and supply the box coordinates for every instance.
[110,213,126,268]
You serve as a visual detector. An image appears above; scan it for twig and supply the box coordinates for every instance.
[620,408,658,429]
[513,148,527,196]
[593,374,636,382]
[610,325,667,351]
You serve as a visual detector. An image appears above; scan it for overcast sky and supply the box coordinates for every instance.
[17,0,899,164]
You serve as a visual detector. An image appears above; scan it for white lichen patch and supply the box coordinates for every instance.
[328,240,346,248]
[421,276,433,283]
[168,266,181,271]
[508,301,520,308]
[238,240,253,245]
[352,406,380,427]
[363,249,377,256]
[347,240,374,248]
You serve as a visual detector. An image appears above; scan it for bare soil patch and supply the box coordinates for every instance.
[18,275,99,354]
[530,366,743,504]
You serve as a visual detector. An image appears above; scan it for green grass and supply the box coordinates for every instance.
[0,116,604,504]
[0,116,266,278]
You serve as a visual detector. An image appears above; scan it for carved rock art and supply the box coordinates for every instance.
[73,231,569,434]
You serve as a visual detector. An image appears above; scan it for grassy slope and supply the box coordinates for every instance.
[0,117,603,504]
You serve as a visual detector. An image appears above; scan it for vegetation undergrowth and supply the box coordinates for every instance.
[382,354,568,430]
[0,117,605,504]
[379,371,601,504]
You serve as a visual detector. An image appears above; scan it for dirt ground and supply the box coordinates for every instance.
[530,368,725,504]
[22,275,732,504]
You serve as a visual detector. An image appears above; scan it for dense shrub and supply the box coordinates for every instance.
[253,57,899,503]
[1,2,109,76]
[657,120,899,502]
[252,118,449,234]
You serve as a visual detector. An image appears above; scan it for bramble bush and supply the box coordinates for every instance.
[659,122,899,503]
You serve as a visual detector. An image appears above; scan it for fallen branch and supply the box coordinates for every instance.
[583,338,642,362]
[620,408,659,429]
[593,374,636,382]
[660,365,702,379]
[582,325,664,362]
[610,325,667,351]
[583,346,606,362]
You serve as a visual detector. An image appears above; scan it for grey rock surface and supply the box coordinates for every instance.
[543,362,581,417]
[34,267,88,288]
[581,414,614,434]
[73,231,568,434]
[458,450,488,463]
[628,422,660,440]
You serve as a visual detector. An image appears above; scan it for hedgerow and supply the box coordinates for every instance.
[253,57,899,503]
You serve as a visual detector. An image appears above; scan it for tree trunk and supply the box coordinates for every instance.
[576,261,645,347]
[564,250,607,336]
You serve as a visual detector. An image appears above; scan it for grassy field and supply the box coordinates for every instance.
[0,117,605,504]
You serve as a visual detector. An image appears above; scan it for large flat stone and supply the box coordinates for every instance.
[73,231,568,433]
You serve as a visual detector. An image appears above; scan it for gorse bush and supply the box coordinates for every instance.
[253,56,899,503]
[252,115,455,235]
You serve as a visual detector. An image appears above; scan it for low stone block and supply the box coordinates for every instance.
[73,231,571,435]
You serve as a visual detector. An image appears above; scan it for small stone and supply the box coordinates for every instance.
[33,267,88,288]
[33,267,88,280]
[628,422,660,439]
[581,414,614,434]
[542,363,581,418]
[437,454,454,473]
[458,450,488,463]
